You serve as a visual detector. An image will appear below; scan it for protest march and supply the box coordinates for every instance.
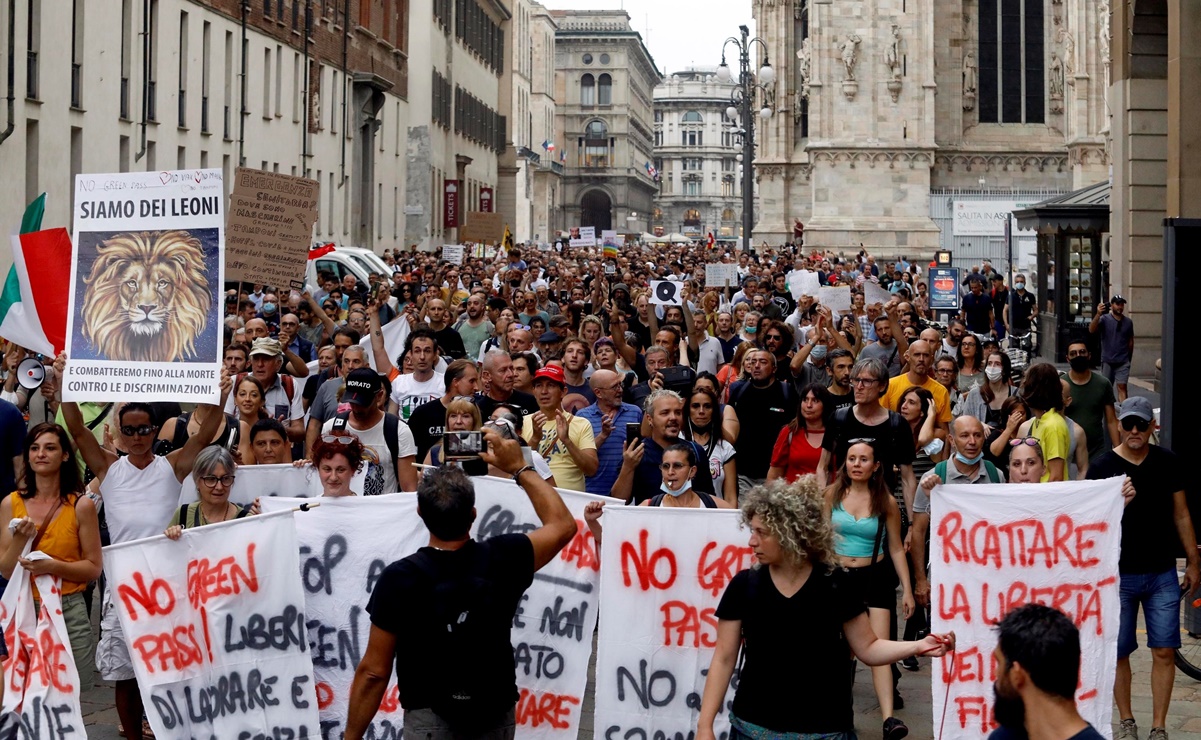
[0,167,1190,740]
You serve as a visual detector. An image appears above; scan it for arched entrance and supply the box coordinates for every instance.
[580,190,612,231]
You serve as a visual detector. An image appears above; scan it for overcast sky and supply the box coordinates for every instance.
[544,0,759,77]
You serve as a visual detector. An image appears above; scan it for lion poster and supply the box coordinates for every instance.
[63,169,224,403]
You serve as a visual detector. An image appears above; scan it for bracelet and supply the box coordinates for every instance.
[512,465,537,481]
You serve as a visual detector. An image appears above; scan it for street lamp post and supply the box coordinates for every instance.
[718,25,773,253]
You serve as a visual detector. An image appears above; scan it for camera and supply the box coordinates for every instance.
[658,365,697,394]
[443,431,487,460]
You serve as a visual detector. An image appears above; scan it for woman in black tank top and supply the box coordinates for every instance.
[157,406,249,462]
[641,443,735,509]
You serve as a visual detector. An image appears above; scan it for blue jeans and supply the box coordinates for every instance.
[1118,569,1180,658]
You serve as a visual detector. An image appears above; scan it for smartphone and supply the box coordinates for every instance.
[444,431,487,460]
[625,422,642,446]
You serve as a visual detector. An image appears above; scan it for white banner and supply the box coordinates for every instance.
[705,264,739,288]
[951,200,1034,237]
[262,478,606,740]
[65,169,225,404]
[441,245,465,264]
[817,285,852,313]
[787,269,822,300]
[103,512,320,739]
[0,547,86,737]
[595,507,747,740]
[176,463,365,508]
[930,478,1124,739]
[864,279,893,307]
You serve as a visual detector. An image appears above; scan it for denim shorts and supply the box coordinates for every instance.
[1118,569,1180,657]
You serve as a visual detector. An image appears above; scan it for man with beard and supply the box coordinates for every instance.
[880,339,952,434]
[406,359,480,463]
[612,389,716,504]
[989,604,1106,740]
[825,348,855,410]
[859,306,909,378]
[561,339,595,402]
[1088,396,1199,740]
[453,293,494,361]
[1089,296,1134,402]
[321,368,418,493]
[1061,339,1120,459]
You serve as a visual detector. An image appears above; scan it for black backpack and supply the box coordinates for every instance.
[330,411,400,495]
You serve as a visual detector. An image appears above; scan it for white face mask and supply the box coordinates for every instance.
[985,367,1004,383]
[661,478,693,497]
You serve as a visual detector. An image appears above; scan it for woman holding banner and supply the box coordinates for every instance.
[0,423,104,691]
[163,447,256,538]
[697,477,953,740]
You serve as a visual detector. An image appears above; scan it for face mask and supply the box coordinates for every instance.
[955,451,984,466]
[985,367,1004,382]
[810,344,828,361]
[1014,282,1026,290]
[661,478,693,497]
[1069,356,1090,373]
[262,302,277,314]
[745,326,758,334]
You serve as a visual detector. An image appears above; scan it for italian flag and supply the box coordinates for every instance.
[0,195,72,356]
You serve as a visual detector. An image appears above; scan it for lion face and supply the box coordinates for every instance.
[81,231,213,363]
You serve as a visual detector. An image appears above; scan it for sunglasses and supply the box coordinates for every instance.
[120,424,158,437]
[199,474,237,488]
[1120,417,1151,432]
[659,461,690,471]
[321,432,357,444]
[1008,437,1041,448]
[847,437,876,445]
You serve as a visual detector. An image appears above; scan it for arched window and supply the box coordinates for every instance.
[581,74,595,106]
[721,207,736,221]
[682,110,703,123]
[598,74,612,105]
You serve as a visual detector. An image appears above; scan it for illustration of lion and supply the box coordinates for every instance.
[81,230,213,363]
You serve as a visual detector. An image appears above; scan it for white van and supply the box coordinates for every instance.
[305,246,391,292]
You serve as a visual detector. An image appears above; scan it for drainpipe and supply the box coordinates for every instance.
[301,0,311,176]
[339,0,349,180]
[238,0,248,166]
[0,0,15,145]
[135,0,150,161]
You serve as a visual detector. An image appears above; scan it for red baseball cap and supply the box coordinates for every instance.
[533,364,567,388]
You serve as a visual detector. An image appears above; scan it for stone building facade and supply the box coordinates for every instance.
[552,10,661,236]
[651,68,743,241]
[751,0,1109,255]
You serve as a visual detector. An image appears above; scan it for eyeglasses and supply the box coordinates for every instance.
[120,424,157,437]
[1120,417,1151,432]
[849,377,880,386]
[659,461,689,471]
[934,367,957,374]
[1008,437,1041,448]
[199,475,237,488]
[321,432,356,444]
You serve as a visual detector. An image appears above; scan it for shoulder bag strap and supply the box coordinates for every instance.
[870,513,886,561]
[30,497,65,552]
[86,403,114,432]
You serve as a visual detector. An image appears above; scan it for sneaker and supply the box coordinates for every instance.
[901,656,920,671]
[1148,728,1168,740]
[883,717,909,740]
[893,688,905,710]
[1116,719,1138,740]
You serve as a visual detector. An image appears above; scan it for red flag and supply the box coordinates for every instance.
[308,243,336,260]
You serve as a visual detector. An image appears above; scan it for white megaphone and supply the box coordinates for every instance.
[16,356,45,390]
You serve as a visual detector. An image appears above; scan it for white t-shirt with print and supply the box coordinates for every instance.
[321,413,417,493]
[390,372,444,422]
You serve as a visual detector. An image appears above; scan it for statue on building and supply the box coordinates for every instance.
[962,51,977,111]
[839,34,862,82]
[1098,0,1112,96]
[796,38,812,98]
[886,25,902,81]
[1057,26,1076,84]
[311,91,322,129]
[1049,52,1065,109]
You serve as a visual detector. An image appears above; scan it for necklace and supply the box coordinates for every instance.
[199,503,232,526]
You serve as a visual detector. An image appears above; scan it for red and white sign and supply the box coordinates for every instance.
[444,179,460,229]
[480,187,494,213]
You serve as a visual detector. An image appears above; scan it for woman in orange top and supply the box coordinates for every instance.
[0,422,104,690]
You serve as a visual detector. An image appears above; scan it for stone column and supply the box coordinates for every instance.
[1166,0,1201,218]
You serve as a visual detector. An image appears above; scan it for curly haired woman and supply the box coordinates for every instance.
[697,477,955,740]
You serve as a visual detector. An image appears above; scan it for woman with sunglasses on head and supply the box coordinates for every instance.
[685,388,738,506]
[823,439,915,740]
[0,423,103,692]
[306,435,367,498]
[164,446,256,540]
[1007,437,1047,484]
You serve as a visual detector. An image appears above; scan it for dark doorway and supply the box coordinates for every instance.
[580,190,612,231]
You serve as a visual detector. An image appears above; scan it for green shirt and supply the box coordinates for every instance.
[1060,371,1115,459]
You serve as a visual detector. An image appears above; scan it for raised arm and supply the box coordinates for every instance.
[170,402,225,483]
[366,301,398,377]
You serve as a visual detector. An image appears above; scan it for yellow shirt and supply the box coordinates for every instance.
[522,413,596,492]
[1031,409,1071,482]
[881,374,953,424]
[11,493,87,597]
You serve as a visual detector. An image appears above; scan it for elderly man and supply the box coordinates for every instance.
[245,317,308,376]
[611,389,716,504]
[577,369,643,498]
[475,350,538,418]
[522,365,598,492]
[225,337,306,441]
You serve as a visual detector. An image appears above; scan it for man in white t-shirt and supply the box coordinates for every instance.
[322,368,418,492]
[387,327,444,422]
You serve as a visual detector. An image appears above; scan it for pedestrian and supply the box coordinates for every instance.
[1017,363,1071,482]
[767,383,830,483]
[1089,296,1134,402]
[1061,338,1120,459]
[684,387,738,506]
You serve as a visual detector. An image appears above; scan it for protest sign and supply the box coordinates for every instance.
[441,244,466,264]
[262,478,606,740]
[359,312,410,373]
[787,269,822,300]
[103,511,320,739]
[65,169,225,404]
[649,281,683,306]
[595,507,747,740]
[863,279,893,307]
[929,478,1124,739]
[817,285,852,313]
[705,263,738,288]
[177,462,365,508]
[460,212,504,244]
[569,227,596,249]
[225,168,319,289]
[602,230,619,259]
[0,546,86,737]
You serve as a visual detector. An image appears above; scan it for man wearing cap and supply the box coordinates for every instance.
[521,365,597,492]
[1088,396,1199,740]
[321,368,418,493]
[1090,296,1134,402]
[537,331,564,361]
[226,338,306,441]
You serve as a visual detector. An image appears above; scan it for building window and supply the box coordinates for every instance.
[581,74,594,106]
[682,110,702,123]
[721,207,736,221]
[582,53,593,65]
[683,131,701,146]
[978,0,1044,123]
[722,178,735,198]
[598,74,611,105]
[654,130,662,147]
[684,208,701,223]
[654,110,663,123]
[600,53,610,65]
[582,120,609,168]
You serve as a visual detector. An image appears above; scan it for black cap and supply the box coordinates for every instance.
[342,368,382,406]
[1110,295,1127,304]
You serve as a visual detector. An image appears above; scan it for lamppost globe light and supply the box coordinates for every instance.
[726,105,739,121]
[736,153,744,162]
[758,62,775,85]
[716,63,732,82]
[759,107,772,119]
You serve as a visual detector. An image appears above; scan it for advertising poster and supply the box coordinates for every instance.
[64,169,224,403]
[928,266,962,311]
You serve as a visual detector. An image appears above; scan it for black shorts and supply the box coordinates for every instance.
[835,558,899,611]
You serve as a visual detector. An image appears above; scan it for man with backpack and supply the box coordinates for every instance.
[344,429,577,740]
[224,337,305,441]
[320,368,418,494]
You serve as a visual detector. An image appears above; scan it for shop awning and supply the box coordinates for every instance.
[1012,180,1110,232]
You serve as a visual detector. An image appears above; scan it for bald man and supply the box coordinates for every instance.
[880,339,952,432]
[577,368,643,497]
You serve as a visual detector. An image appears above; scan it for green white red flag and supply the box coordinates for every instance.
[0,194,73,356]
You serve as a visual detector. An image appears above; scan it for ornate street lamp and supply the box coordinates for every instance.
[718,25,773,251]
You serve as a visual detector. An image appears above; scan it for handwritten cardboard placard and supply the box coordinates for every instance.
[441,244,466,264]
[226,168,319,288]
[863,279,893,307]
[929,478,1124,739]
[460,212,504,244]
[0,544,86,735]
[705,263,739,288]
[103,511,320,739]
[788,269,822,300]
[817,285,852,313]
[594,507,747,740]
[261,478,607,740]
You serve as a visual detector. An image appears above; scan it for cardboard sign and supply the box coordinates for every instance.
[594,507,746,740]
[103,512,320,739]
[649,280,682,306]
[929,478,1124,739]
[225,168,319,288]
[864,279,893,307]
[787,269,822,300]
[441,244,466,264]
[66,169,225,403]
[705,263,739,288]
[460,211,504,244]
[817,285,852,313]
[569,227,596,249]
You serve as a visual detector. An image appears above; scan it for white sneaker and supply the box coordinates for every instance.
[1116,719,1138,740]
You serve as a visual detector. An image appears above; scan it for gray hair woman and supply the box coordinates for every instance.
[164,446,256,539]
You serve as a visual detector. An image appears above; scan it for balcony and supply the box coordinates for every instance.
[71,63,82,108]
[516,145,540,164]
[25,51,37,99]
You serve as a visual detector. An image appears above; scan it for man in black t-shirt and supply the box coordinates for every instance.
[1087,396,1199,740]
[406,358,480,463]
[728,349,794,490]
[345,432,576,740]
[475,349,539,419]
[1004,274,1038,336]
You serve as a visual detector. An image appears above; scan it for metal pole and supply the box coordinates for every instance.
[741,28,754,253]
